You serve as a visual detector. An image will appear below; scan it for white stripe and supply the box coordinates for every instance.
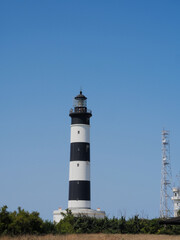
[71,124,90,143]
[69,161,90,181]
[68,200,91,209]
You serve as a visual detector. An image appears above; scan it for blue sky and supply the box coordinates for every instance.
[0,0,180,220]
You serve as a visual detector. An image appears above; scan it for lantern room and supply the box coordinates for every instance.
[74,91,87,113]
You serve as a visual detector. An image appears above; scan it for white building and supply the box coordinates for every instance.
[171,187,180,217]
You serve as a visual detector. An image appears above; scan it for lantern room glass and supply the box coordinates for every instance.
[74,99,87,108]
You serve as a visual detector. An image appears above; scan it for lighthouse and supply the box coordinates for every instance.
[53,91,105,222]
[68,91,91,209]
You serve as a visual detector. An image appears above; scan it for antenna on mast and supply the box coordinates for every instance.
[160,129,173,218]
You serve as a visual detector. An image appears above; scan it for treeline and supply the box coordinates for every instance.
[1,206,180,236]
[0,206,54,235]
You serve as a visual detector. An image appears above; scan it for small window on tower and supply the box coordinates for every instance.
[78,131,80,134]
[86,145,89,152]
[77,163,79,167]
[78,148,80,152]
[77,181,79,184]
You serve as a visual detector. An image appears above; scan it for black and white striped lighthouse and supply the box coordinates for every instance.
[68,91,92,209]
[53,91,105,222]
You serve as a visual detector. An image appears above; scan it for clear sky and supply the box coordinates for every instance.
[0,0,180,220]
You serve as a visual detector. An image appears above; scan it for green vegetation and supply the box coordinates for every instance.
[0,206,180,236]
[0,206,54,235]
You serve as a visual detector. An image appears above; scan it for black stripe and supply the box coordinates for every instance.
[70,143,90,161]
[69,181,90,201]
[69,112,92,125]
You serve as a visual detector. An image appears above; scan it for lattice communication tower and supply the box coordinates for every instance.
[160,129,172,218]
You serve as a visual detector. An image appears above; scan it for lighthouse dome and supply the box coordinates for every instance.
[75,91,87,100]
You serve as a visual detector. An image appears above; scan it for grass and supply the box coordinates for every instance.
[1,235,180,240]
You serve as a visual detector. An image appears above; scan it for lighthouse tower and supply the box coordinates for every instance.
[68,91,91,209]
[53,91,105,223]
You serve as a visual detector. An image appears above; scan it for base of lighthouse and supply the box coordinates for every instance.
[53,208,106,223]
